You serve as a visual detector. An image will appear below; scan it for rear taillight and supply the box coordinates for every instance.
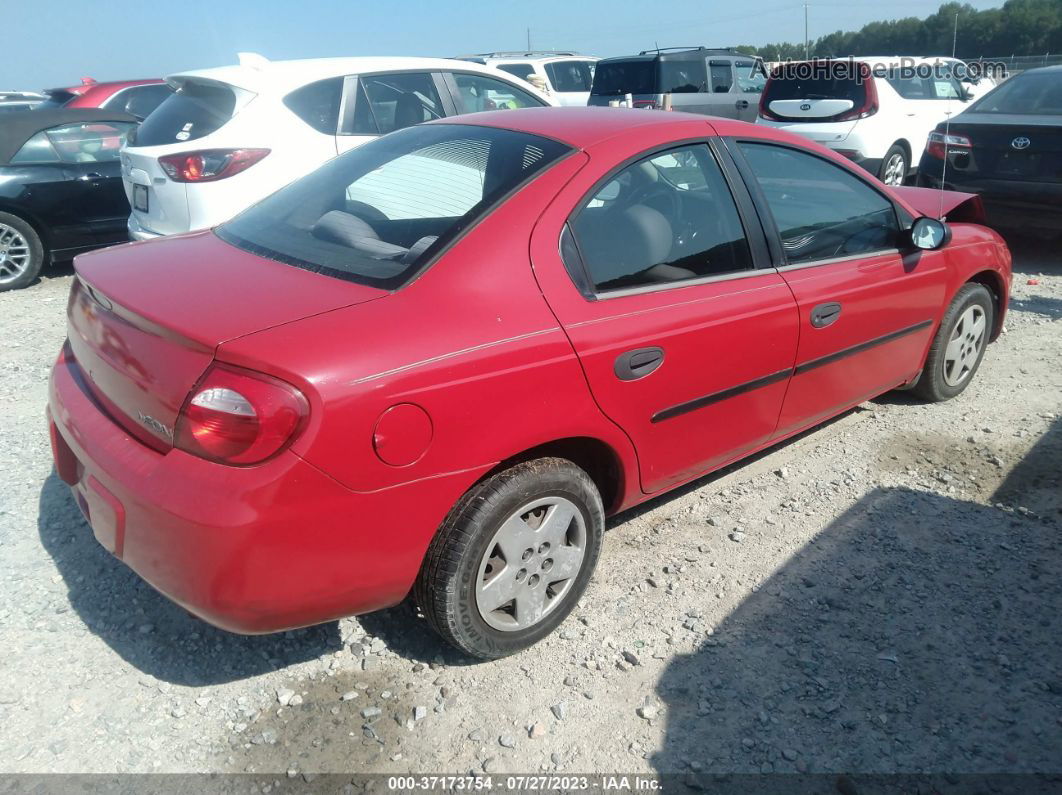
[158,148,270,183]
[926,130,972,160]
[175,364,308,466]
[834,65,879,122]
[758,76,781,120]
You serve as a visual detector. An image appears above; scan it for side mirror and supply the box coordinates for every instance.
[909,216,951,250]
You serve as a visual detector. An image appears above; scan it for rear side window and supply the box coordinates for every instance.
[284,78,343,134]
[134,81,239,146]
[12,122,135,164]
[591,60,656,96]
[450,73,546,113]
[709,61,734,93]
[660,60,707,93]
[887,75,962,100]
[496,63,536,81]
[217,124,570,289]
[545,61,594,92]
[738,142,900,264]
[353,73,444,135]
[569,145,753,293]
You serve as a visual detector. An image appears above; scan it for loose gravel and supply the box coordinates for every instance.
[1,242,1059,778]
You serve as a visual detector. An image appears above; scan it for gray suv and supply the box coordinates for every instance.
[588,47,765,121]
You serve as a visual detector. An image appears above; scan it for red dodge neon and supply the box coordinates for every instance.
[47,108,1011,658]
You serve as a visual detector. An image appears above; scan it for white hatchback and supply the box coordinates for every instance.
[122,54,556,240]
[756,57,971,186]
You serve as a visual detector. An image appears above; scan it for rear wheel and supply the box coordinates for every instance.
[913,283,994,402]
[0,212,44,292]
[879,144,908,186]
[415,458,604,659]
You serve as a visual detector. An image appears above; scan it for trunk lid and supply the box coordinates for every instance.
[67,231,385,449]
[766,98,854,120]
[946,114,1062,183]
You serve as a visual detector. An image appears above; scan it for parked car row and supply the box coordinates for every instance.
[2,50,1052,295]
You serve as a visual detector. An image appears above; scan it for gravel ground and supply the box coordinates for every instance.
[0,240,1059,781]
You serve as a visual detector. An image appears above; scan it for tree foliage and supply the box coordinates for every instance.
[741,0,1062,61]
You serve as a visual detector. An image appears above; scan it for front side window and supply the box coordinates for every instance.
[738,142,900,264]
[218,124,570,289]
[12,122,134,164]
[569,145,753,293]
[545,61,594,92]
[734,61,766,93]
[451,73,545,113]
[284,78,343,134]
[355,73,444,135]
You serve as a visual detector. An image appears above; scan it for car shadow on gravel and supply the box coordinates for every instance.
[1006,235,1061,276]
[651,471,1062,780]
[37,473,342,686]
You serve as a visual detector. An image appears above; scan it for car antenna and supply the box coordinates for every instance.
[936,13,961,220]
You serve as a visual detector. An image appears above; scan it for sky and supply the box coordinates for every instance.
[7,0,1007,90]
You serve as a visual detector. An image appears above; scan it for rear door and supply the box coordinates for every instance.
[730,139,948,434]
[531,139,799,493]
[887,72,966,161]
[733,59,766,122]
[336,72,451,155]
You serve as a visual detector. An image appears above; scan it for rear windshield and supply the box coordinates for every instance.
[133,81,239,146]
[764,70,867,104]
[37,90,77,109]
[545,61,594,92]
[217,124,571,290]
[591,60,657,95]
[970,71,1062,115]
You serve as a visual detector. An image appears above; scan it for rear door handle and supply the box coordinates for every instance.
[77,172,104,181]
[810,302,842,328]
[615,347,665,381]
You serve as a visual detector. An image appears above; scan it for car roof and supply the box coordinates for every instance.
[462,53,599,64]
[431,106,721,148]
[0,108,137,164]
[47,79,163,97]
[169,56,544,95]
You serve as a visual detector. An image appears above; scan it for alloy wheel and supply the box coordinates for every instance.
[882,153,906,186]
[943,305,986,386]
[0,223,32,285]
[475,496,587,632]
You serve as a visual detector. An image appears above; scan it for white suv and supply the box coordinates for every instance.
[455,52,599,106]
[122,54,555,240]
[756,57,970,185]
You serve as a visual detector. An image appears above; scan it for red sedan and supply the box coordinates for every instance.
[47,108,1011,659]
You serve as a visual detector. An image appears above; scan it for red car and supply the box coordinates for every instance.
[40,78,171,119]
[47,108,1011,659]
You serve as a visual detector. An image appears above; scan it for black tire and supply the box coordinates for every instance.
[0,211,45,292]
[878,143,909,186]
[912,283,994,403]
[414,457,604,660]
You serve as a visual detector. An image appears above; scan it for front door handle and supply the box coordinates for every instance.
[77,172,104,182]
[615,347,665,381]
[810,302,842,328]
[735,100,750,109]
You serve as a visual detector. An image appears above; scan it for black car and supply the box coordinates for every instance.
[0,108,136,291]
[917,66,1062,235]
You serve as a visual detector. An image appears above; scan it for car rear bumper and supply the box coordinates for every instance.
[916,160,1062,232]
[46,344,460,634]
[127,214,165,242]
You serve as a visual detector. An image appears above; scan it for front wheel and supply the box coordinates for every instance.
[415,458,604,659]
[912,283,994,402]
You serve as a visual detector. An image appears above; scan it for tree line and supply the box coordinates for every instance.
[736,0,1062,62]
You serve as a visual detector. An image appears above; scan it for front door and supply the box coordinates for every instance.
[730,139,948,436]
[532,141,799,493]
